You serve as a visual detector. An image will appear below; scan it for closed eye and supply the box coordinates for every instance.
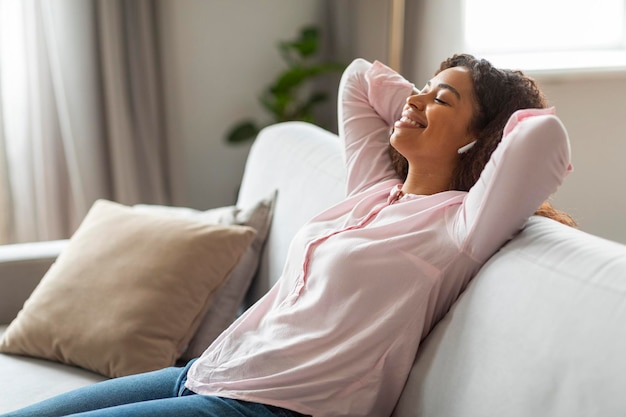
[434,97,448,105]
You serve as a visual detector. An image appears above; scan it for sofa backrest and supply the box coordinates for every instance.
[392,216,626,417]
[237,122,346,304]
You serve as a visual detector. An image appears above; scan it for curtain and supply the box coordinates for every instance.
[0,99,9,245]
[325,0,463,84]
[97,0,173,206]
[0,0,176,244]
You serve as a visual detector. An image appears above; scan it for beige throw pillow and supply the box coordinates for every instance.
[0,199,255,378]
[134,191,276,360]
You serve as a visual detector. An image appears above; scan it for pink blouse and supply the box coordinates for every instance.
[185,59,572,417]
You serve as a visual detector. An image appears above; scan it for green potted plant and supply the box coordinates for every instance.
[225,26,345,144]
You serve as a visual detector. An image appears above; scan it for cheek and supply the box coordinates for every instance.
[446,120,473,146]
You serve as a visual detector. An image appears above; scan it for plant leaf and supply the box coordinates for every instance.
[261,90,292,121]
[270,66,310,94]
[225,120,260,144]
[290,92,328,120]
[226,26,348,144]
[291,26,319,57]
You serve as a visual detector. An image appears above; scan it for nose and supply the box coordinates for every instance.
[406,94,424,111]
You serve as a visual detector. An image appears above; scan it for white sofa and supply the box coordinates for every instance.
[1,121,626,416]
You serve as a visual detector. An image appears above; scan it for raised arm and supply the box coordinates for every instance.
[456,108,572,261]
[337,59,414,196]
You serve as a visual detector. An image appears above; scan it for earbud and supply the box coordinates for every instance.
[457,140,476,154]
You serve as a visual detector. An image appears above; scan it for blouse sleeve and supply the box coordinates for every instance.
[455,108,573,262]
[337,58,415,196]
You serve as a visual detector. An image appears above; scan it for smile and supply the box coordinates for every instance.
[395,110,427,130]
[399,116,426,128]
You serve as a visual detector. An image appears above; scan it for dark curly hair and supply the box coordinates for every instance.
[389,53,576,227]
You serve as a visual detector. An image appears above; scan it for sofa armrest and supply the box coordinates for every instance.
[0,239,68,324]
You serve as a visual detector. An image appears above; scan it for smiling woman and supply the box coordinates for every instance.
[387,54,577,227]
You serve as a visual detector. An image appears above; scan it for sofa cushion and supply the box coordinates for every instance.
[392,216,626,417]
[0,199,255,378]
[236,122,346,304]
[133,191,275,360]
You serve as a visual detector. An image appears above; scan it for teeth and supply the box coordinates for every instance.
[400,116,424,128]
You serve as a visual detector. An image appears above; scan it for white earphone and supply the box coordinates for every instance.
[457,140,476,154]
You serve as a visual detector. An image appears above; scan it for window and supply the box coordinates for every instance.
[463,0,626,74]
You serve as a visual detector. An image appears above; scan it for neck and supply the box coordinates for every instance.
[401,165,454,196]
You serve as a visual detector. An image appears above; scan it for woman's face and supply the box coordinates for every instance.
[390,67,477,169]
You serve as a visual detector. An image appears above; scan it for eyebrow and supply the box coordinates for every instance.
[425,81,461,100]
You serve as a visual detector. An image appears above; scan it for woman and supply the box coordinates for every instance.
[3,54,573,417]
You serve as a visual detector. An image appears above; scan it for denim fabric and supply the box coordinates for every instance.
[1,360,306,417]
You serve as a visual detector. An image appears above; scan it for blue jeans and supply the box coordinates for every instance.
[2,360,306,417]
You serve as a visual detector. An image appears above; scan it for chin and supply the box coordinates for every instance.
[389,132,412,156]
[389,131,402,148]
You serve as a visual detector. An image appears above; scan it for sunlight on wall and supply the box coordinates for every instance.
[463,0,626,73]
[464,0,624,53]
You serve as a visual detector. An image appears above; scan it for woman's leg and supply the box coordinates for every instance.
[2,361,194,417]
[49,396,305,417]
[2,359,308,417]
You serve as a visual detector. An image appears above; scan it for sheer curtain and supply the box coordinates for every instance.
[0,0,176,244]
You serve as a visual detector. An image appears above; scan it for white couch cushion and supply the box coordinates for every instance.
[237,122,346,304]
[393,216,626,417]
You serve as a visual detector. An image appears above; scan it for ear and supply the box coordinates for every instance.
[457,140,477,154]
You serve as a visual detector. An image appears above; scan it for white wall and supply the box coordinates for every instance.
[158,0,325,209]
[539,74,626,244]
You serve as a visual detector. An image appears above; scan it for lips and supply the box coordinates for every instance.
[394,111,426,129]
